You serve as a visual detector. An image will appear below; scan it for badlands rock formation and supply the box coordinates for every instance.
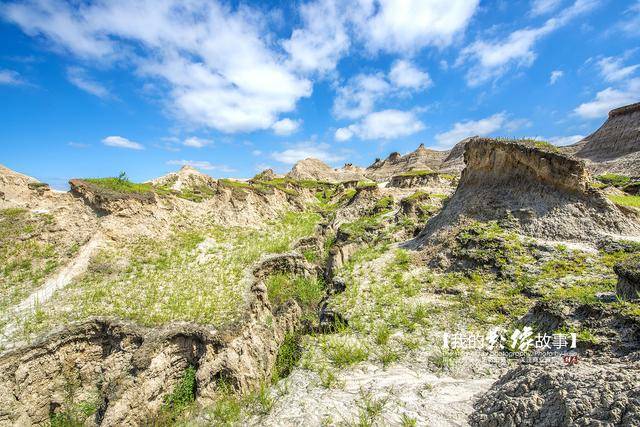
[564,102,640,175]
[286,158,368,183]
[416,137,640,246]
[0,253,314,426]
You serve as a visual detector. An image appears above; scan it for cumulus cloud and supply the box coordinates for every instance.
[283,0,349,75]
[574,78,640,119]
[333,73,390,120]
[352,0,479,53]
[102,136,144,150]
[183,137,212,148]
[271,142,346,164]
[333,60,431,121]
[530,0,563,16]
[2,0,312,133]
[597,56,639,83]
[66,67,109,98]
[389,60,432,90]
[550,70,564,84]
[457,0,600,86]
[547,135,585,146]
[0,69,26,85]
[167,159,234,172]
[435,112,515,148]
[272,118,301,136]
[335,110,425,141]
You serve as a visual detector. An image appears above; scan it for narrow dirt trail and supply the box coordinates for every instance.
[1,233,104,345]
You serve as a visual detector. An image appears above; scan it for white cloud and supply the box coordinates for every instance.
[102,136,144,150]
[435,113,507,147]
[2,0,312,133]
[333,73,390,120]
[574,78,640,119]
[617,1,640,36]
[353,0,480,53]
[271,142,345,164]
[0,69,25,85]
[597,56,639,83]
[272,118,301,136]
[547,135,584,146]
[66,67,109,98]
[283,0,349,74]
[252,150,263,156]
[334,127,354,142]
[389,60,432,90]
[530,0,563,16]
[336,110,425,141]
[166,160,235,172]
[550,70,564,84]
[458,0,600,86]
[183,137,212,148]
[333,60,431,120]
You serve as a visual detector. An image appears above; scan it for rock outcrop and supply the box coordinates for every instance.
[150,165,217,192]
[470,359,640,426]
[286,158,367,183]
[415,137,640,246]
[365,144,447,181]
[0,253,317,426]
[564,102,640,175]
[614,255,640,300]
[69,179,157,215]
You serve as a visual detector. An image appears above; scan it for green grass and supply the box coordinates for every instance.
[532,140,560,153]
[609,194,640,208]
[158,366,197,423]
[83,176,154,194]
[12,211,322,340]
[323,338,369,367]
[596,173,631,188]
[265,274,325,316]
[273,333,303,382]
[0,208,77,327]
[397,169,436,177]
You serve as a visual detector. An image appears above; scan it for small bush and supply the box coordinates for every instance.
[324,339,369,367]
[160,366,197,421]
[273,333,303,382]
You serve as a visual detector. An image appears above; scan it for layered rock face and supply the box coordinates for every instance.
[614,255,640,300]
[365,144,447,181]
[0,253,315,426]
[565,102,640,175]
[286,158,368,183]
[416,138,640,244]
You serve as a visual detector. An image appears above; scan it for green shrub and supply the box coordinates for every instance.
[161,366,197,419]
[273,333,303,382]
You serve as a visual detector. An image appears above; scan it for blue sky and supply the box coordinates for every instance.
[1,0,639,188]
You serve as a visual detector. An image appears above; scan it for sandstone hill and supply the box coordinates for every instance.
[286,158,368,183]
[150,165,217,191]
[364,141,471,182]
[563,102,640,175]
[415,137,640,247]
